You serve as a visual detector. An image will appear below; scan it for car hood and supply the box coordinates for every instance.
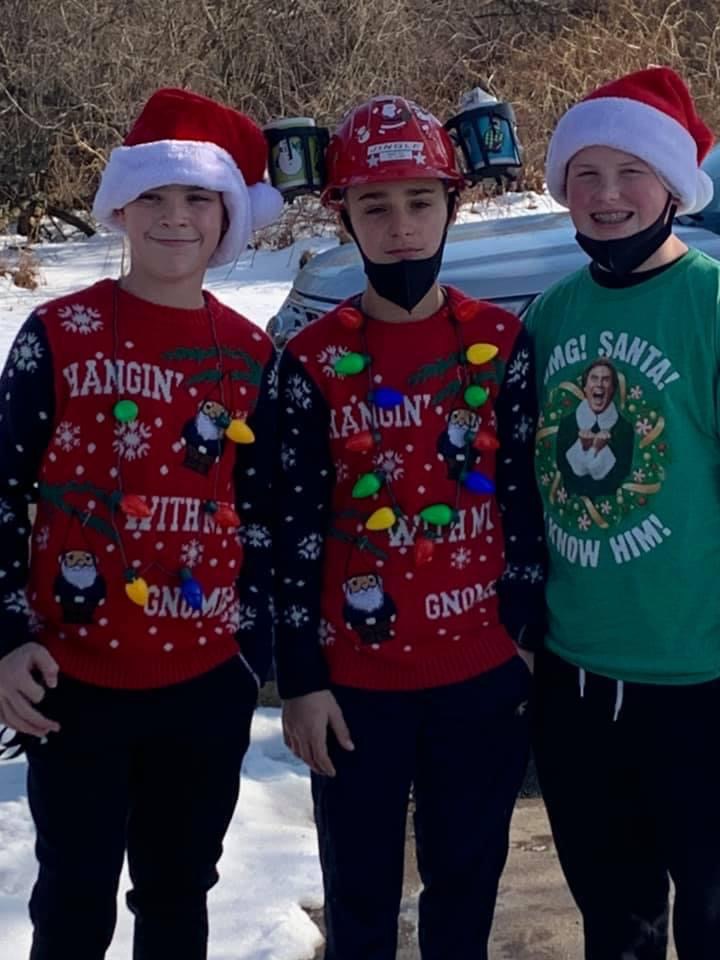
[293,211,720,303]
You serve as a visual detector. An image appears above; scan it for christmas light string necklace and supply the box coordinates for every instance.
[332,295,502,569]
[104,281,252,609]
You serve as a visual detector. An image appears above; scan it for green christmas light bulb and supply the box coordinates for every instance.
[464,385,489,409]
[113,399,139,423]
[334,352,371,376]
[352,472,383,498]
[420,503,456,527]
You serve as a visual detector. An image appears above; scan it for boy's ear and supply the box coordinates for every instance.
[115,208,126,226]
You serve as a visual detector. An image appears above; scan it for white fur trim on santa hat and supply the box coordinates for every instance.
[546,96,713,215]
[92,139,283,266]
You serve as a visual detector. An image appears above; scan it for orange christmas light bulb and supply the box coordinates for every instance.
[119,494,152,519]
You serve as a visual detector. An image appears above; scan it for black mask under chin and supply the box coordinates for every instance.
[575,195,676,278]
[341,200,452,313]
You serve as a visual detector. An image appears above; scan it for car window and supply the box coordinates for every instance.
[491,295,536,317]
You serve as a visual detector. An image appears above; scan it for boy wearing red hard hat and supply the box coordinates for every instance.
[274,95,547,959]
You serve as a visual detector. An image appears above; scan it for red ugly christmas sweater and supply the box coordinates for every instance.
[274,287,546,697]
[0,279,276,689]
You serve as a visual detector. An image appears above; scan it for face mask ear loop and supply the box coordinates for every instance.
[340,206,357,242]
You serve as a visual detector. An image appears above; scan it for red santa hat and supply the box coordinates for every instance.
[92,88,283,266]
[546,67,714,215]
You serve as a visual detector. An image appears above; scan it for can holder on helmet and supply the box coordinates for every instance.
[444,88,523,186]
[264,118,330,202]
[264,89,523,201]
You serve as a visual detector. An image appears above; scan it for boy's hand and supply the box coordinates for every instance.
[282,690,354,777]
[0,643,60,737]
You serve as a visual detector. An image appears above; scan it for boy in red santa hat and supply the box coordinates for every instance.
[0,88,282,958]
[525,66,720,959]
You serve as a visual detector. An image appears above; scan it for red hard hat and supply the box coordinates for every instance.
[321,95,465,207]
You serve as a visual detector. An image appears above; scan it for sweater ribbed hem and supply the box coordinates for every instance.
[325,627,515,691]
[44,635,240,690]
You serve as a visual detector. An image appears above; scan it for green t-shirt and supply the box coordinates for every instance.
[525,248,720,684]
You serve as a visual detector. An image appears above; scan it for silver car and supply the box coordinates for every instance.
[268,147,720,346]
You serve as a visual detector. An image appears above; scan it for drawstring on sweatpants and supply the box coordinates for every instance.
[613,680,625,722]
[576,668,625,722]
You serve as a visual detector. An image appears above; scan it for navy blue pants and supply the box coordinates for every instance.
[25,655,257,960]
[312,656,531,960]
[534,649,720,960]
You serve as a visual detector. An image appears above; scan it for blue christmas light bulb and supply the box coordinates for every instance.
[179,567,204,611]
[462,471,496,494]
[370,386,404,409]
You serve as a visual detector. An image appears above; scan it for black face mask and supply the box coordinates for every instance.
[341,198,453,313]
[359,244,446,312]
[575,195,676,278]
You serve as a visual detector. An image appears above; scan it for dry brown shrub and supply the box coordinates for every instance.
[0,248,41,289]
[1,0,719,225]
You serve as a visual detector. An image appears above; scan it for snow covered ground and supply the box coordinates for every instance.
[0,711,325,960]
[0,189,554,959]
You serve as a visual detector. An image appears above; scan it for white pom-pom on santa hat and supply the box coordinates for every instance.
[248,182,285,231]
[546,67,715,215]
[92,88,283,267]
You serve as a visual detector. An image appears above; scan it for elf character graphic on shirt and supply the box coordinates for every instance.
[342,573,397,646]
[437,409,480,481]
[556,359,635,499]
[181,399,228,475]
[53,550,107,625]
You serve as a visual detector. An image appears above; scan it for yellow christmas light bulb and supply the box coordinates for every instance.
[226,419,255,444]
[125,575,149,607]
[366,507,397,531]
[466,342,499,365]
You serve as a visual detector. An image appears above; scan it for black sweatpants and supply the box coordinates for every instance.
[24,655,258,960]
[312,656,531,960]
[533,648,720,960]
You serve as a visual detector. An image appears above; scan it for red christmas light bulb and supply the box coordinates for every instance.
[119,494,152,519]
[215,503,241,527]
[337,307,364,330]
[345,430,376,453]
[453,300,481,324]
[472,430,500,452]
[414,536,435,566]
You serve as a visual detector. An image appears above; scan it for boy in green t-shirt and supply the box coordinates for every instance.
[525,67,720,959]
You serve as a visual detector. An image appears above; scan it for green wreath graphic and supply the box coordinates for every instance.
[535,372,669,531]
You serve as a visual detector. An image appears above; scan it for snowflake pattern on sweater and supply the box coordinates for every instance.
[274,289,547,698]
[0,280,276,690]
